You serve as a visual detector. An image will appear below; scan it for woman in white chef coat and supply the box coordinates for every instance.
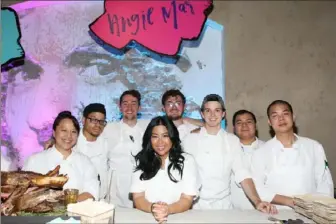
[23,111,99,202]
[131,116,200,223]
[251,100,334,209]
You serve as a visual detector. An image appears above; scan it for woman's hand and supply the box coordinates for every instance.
[152,202,169,223]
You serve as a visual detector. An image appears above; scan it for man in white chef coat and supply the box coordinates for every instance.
[161,89,203,141]
[103,90,149,208]
[183,94,276,213]
[72,103,110,201]
[250,100,334,209]
[230,110,265,209]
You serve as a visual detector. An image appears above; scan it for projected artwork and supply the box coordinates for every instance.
[1,7,25,67]
[1,1,224,166]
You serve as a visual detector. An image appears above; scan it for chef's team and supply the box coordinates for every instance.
[1,89,334,221]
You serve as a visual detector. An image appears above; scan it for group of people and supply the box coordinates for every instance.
[1,89,334,222]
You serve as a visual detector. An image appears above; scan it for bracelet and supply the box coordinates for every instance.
[150,203,156,213]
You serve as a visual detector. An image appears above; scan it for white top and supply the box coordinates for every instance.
[177,121,199,141]
[1,152,16,171]
[130,153,200,204]
[102,119,149,207]
[250,135,334,206]
[73,131,110,200]
[23,146,99,199]
[230,138,265,209]
[183,128,251,209]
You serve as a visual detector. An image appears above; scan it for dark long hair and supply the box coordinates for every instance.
[134,116,185,183]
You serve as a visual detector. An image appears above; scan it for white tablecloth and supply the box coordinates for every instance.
[114,208,314,223]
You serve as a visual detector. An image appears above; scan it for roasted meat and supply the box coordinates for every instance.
[1,166,68,216]
[15,188,64,212]
[1,165,68,188]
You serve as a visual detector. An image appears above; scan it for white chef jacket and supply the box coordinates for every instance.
[177,121,199,141]
[23,146,99,199]
[250,134,334,209]
[230,138,265,209]
[183,127,251,210]
[73,131,110,200]
[1,153,16,171]
[103,119,149,208]
[130,153,200,204]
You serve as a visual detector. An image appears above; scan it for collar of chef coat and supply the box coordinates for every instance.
[49,146,76,162]
[241,138,263,150]
[74,130,105,157]
[271,134,301,151]
[199,126,226,138]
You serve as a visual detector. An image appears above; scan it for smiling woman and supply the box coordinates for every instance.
[131,116,201,223]
[22,111,100,202]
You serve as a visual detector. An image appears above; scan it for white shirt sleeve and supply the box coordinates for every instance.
[81,156,100,200]
[130,170,146,193]
[229,135,252,185]
[250,148,277,202]
[314,143,334,197]
[1,155,16,171]
[22,155,40,172]
[180,154,201,196]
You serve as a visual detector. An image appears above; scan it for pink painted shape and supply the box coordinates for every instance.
[89,0,212,56]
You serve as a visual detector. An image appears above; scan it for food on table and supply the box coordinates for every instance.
[1,165,68,216]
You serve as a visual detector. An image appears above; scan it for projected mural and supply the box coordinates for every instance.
[1,1,224,166]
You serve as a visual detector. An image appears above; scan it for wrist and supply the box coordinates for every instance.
[150,203,156,213]
[167,205,172,215]
[252,198,262,207]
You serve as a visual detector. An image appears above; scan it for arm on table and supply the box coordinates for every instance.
[230,136,276,214]
[132,192,152,213]
[250,148,294,208]
[78,192,94,202]
[167,194,193,214]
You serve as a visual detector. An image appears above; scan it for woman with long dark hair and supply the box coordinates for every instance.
[23,111,99,202]
[131,116,200,223]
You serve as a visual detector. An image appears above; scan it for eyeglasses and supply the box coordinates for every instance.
[87,117,107,126]
[165,101,183,108]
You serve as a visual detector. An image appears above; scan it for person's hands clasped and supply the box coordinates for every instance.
[255,200,278,215]
[151,202,169,223]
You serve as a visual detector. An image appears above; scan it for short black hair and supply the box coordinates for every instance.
[53,111,80,134]
[119,90,141,106]
[267,100,293,118]
[232,110,257,125]
[83,103,106,118]
[161,89,186,106]
[201,94,226,112]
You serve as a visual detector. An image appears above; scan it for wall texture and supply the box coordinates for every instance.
[2,1,336,178]
[208,1,336,178]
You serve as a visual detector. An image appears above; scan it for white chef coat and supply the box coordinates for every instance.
[183,127,251,210]
[177,121,199,141]
[23,146,99,199]
[130,153,200,204]
[230,138,265,209]
[1,153,16,171]
[250,134,334,209]
[73,131,110,200]
[103,119,149,208]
